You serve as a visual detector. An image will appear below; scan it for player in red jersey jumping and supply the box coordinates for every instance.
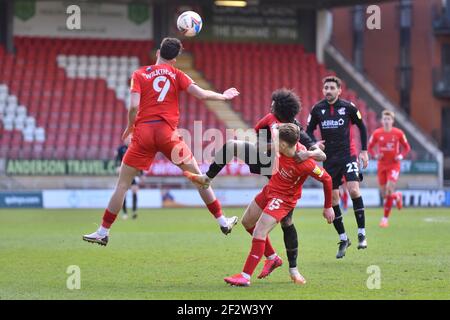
[368,110,410,228]
[223,124,334,286]
[83,38,240,246]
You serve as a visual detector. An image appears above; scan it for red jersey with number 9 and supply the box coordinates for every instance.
[130,64,194,129]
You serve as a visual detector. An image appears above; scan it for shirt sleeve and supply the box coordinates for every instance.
[368,131,378,158]
[254,114,271,132]
[299,159,333,208]
[299,129,315,150]
[177,70,194,91]
[348,103,368,150]
[305,108,319,142]
[398,130,411,158]
[130,71,141,93]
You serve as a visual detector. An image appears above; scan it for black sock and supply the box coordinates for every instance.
[122,198,127,214]
[206,142,236,179]
[206,163,224,179]
[332,205,346,235]
[132,193,137,212]
[352,196,365,229]
[282,224,298,268]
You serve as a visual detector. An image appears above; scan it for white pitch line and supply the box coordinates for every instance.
[423,217,450,223]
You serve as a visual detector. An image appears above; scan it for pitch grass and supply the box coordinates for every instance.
[0,207,449,300]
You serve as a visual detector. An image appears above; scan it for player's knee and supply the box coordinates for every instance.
[348,186,360,198]
[280,216,292,228]
[252,227,267,240]
[332,192,340,205]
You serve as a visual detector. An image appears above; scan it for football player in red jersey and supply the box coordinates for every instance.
[185,89,326,283]
[223,124,334,286]
[83,38,240,246]
[368,110,410,228]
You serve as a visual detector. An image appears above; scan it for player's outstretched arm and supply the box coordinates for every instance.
[297,130,326,162]
[187,84,239,101]
[305,111,319,142]
[122,92,140,140]
[396,132,411,160]
[356,121,369,168]
[368,133,379,159]
[318,171,334,223]
[304,163,334,223]
[294,146,326,162]
[350,106,369,168]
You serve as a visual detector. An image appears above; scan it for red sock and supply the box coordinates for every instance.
[264,236,276,258]
[243,238,265,276]
[102,209,118,228]
[342,191,349,210]
[383,195,394,218]
[206,199,223,219]
[246,227,275,258]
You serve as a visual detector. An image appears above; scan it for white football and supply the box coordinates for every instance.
[177,11,203,37]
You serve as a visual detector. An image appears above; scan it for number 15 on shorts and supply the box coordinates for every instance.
[268,198,284,211]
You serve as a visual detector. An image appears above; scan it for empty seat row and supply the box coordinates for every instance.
[1,42,227,160]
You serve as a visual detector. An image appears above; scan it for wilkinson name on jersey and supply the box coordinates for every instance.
[142,68,176,80]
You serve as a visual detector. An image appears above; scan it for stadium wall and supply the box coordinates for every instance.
[331,0,445,146]
[13,1,154,40]
[0,158,441,189]
[2,188,450,209]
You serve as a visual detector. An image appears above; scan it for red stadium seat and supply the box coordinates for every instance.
[1,37,375,162]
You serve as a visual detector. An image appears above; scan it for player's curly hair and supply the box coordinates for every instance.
[160,37,183,60]
[271,88,301,122]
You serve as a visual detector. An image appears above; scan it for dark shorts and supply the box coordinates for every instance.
[242,142,273,177]
[131,178,137,186]
[324,155,361,189]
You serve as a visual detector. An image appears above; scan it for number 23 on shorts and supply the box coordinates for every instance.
[346,161,359,173]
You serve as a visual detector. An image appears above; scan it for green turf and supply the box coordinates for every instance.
[0,207,449,300]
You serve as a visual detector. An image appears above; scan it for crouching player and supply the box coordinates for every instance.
[223,123,334,286]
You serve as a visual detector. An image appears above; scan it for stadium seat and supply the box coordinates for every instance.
[0,37,377,163]
[23,126,34,142]
[35,127,45,142]
[185,41,376,141]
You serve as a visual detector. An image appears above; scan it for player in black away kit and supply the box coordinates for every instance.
[306,76,369,259]
[116,136,140,220]
[185,88,327,283]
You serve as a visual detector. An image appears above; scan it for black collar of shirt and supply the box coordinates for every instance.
[325,98,340,107]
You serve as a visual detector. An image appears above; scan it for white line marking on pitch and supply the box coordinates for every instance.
[423,217,450,223]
